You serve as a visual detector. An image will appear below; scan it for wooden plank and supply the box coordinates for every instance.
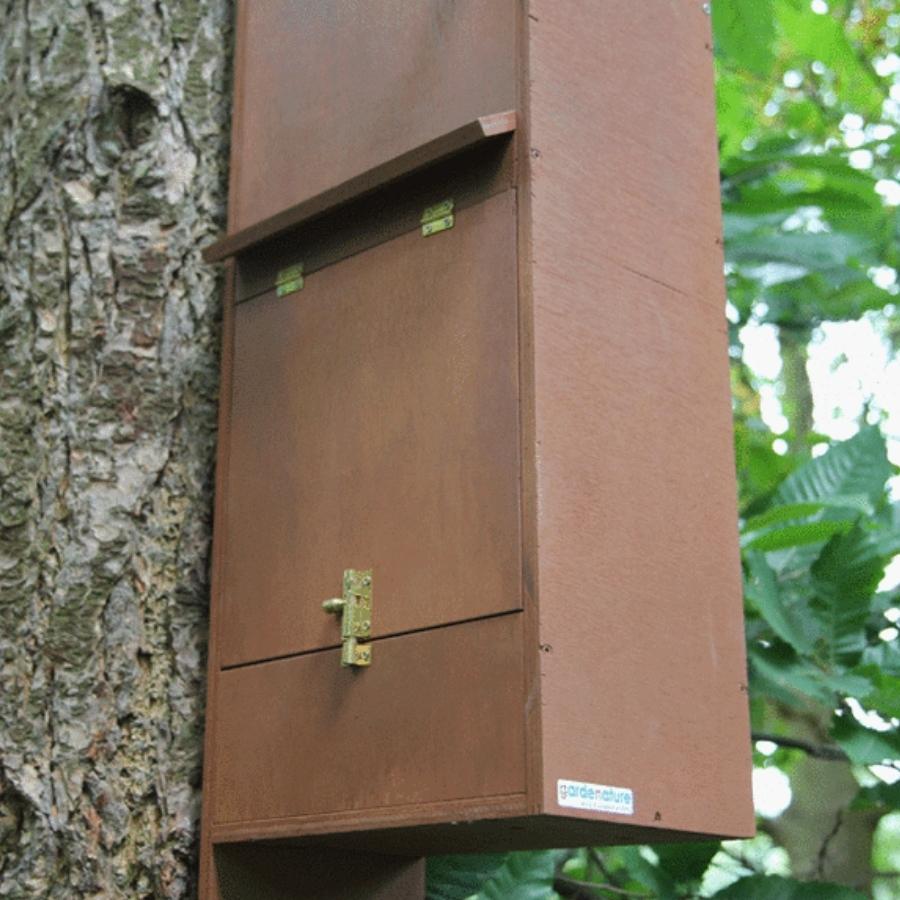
[206,112,517,263]
[225,0,517,232]
[212,615,527,829]
[514,0,544,822]
[213,813,740,858]
[219,191,521,668]
[526,0,754,838]
[232,139,514,304]
[212,794,528,847]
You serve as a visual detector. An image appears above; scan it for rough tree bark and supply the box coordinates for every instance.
[0,1,231,896]
[765,712,881,893]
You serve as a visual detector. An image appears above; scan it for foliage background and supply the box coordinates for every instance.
[428,0,900,897]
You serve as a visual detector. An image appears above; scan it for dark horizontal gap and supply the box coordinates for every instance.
[219,606,522,673]
[204,111,515,263]
[235,209,447,309]
[233,137,514,306]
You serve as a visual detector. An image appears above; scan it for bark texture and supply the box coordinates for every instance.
[0,1,231,896]
[767,713,880,893]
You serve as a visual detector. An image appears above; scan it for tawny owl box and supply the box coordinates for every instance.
[199,2,754,897]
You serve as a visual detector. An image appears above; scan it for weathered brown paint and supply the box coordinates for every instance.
[227,1,518,232]
[231,138,516,304]
[200,1,754,896]
[220,191,522,667]
[527,0,753,832]
[214,615,526,827]
[206,113,517,264]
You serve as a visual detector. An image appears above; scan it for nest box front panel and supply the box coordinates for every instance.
[212,613,527,834]
[229,0,518,232]
[219,190,522,668]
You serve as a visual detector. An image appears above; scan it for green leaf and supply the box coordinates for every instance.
[734,422,798,506]
[776,428,891,510]
[874,502,900,558]
[861,640,900,677]
[776,4,886,117]
[745,520,853,552]
[723,145,867,181]
[850,781,900,811]
[725,228,875,275]
[831,715,900,765]
[748,642,872,708]
[743,498,873,533]
[725,167,885,227]
[867,590,900,630]
[819,670,874,698]
[426,855,507,900]
[712,874,867,898]
[476,851,565,900]
[748,643,836,709]
[744,553,814,654]
[811,526,885,665]
[716,69,757,162]
[654,842,720,885]
[854,666,900,719]
[713,0,776,77]
[762,274,897,326]
[613,847,678,900]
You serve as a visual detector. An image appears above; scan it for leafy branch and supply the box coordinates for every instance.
[752,731,849,762]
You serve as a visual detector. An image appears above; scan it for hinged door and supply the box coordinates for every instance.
[220,190,521,667]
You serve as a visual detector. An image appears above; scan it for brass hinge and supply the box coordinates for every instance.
[421,199,454,237]
[275,263,304,297]
[322,569,373,668]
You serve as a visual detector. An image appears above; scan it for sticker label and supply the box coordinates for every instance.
[557,779,634,816]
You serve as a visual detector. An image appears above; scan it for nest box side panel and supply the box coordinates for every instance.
[525,0,754,839]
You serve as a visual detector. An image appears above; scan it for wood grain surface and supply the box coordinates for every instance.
[206,113,516,263]
[212,614,526,829]
[201,3,755,887]
[219,190,521,667]
[228,0,517,231]
[232,139,514,303]
[527,0,754,838]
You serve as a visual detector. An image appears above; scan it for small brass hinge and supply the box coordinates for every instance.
[275,263,304,297]
[421,199,454,237]
[322,569,373,668]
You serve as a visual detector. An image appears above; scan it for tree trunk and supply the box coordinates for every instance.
[778,323,814,455]
[766,712,881,893]
[0,1,230,896]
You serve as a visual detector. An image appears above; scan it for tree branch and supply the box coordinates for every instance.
[589,849,620,885]
[554,876,653,899]
[817,809,844,878]
[752,731,849,762]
